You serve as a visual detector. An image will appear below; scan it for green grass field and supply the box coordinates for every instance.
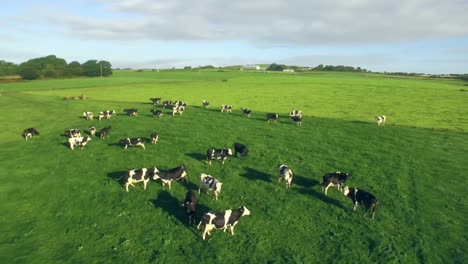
[0,70,466,263]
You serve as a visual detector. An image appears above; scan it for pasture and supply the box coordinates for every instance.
[0,70,466,263]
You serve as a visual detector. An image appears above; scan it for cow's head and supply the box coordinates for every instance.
[227,148,233,155]
[241,206,251,216]
[342,186,350,195]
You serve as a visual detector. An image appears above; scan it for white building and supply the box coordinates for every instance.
[242,65,261,70]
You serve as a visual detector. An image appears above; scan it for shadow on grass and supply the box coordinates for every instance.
[240,167,272,183]
[293,174,320,188]
[106,170,127,190]
[296,187,348,210]
[185,152,206,163]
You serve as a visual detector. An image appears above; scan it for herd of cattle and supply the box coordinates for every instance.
[21,98,381,239]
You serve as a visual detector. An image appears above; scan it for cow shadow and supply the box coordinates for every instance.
[106,170,127,189]
[296,187,347,210]
[185,152,206,163]
[293,174,319,188]
[107,142,123,148]
[240,167,272,183]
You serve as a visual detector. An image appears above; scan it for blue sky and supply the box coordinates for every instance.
[1,0,467,74]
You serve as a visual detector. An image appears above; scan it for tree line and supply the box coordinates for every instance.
[0,55,112,80]
[266,63,369,72]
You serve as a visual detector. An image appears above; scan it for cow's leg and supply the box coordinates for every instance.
[215,192,218,200]
[230,222,239,235]
[138,143,145,150]
[353,201,358,211]
[168,181,172,190]
[143,179,148,190]
[124,145,128,150]
[324,183,331,196]
[125,183,130,192]
[198,185,202,194]
[278,176,282,183]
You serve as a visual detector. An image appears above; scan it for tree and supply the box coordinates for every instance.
[63,61,83,77]
[98,60,112,76]
[266,63,286,71]
[82,60,100,76]
[0,60,19,76]
[19,66,40,80]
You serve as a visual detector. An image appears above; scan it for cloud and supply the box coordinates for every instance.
[12,0,468,45]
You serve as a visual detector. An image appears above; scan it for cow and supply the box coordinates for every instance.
[120,138,145,150]
[150,98,161,105]
[83,111,94,120]
[150,132,159,144]
[68,136,91,150]
[197,206,251,240]
[151,109,163,118]
[233,142,248,158]
[342,186,378,219]
[98,110,116,120]
[220,105,233,113]
[23,128,39,140]
[99,126,112,139]
[123,167,158,192]
[198,173,223,200]
[183,190,198,224]
[290,110,303,118]
[173,100,186,107]
[172,105,185,116]
[241,108,252,118]
[321,172,351,196]
[152,165,188,190]
[375,115,386,126]
[290,116,302,126]
[202,100,210,108]
[267,113,279,123]
[89,126,96,137]
[206,148,233,165]
[124,108,138,116]
[162,100,173,108]
[278,164,293,188]
[64,129,81,138]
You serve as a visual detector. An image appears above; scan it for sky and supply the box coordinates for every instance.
[1,0,467,74]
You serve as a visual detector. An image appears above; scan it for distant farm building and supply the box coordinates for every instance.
[283,69,295,73]
[242,65,261,71]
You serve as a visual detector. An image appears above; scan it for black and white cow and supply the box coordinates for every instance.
[68,136,91,150]
[233,142,248,158]
[98,110,116,120]
[150,132,159,144]
[124,108,138,116]
[99,126,112,139]
[173,100,186,107]
[206,148,233,165]
[123,167,158,192]
[375,115,386,126]
[151,109,163,118]
[150,98,161,105]
[241,108,252,118]
[199,173,223,200]
[162,100,173,108]
[183,190,198,224]
[83,111,94,120]
[220,105,233,113]
[120,138,145,150]
[172,105,185,116]
[321,172,351,196]
[267,113,279,122]
[23,128,39,140]
[290,116,302,126]
[289,110,303,118]
[153,165,188,190]
[197,206,251,240]
[64,128,81,138]
[89,126,96,137]
[202,100,210,108]
[342,186,378,219]
[278,164,293,188]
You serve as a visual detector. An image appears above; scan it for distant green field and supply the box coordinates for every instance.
[0,70,466,263]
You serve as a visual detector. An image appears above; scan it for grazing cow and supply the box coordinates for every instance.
[172,105,185,116]
[99,126,112,139]
[23,128,39,140]
[173,100,186,107]
[289,110,303,118]
[197,206,251,240]
[123,167,158,192]
[83,111,94,120]
[198,173,223,200]
[375,115,386,126]
[64,129,81,138]
[241,108,252,118]
[183,190,198,224]
[267,113,279,122]
[89,126,96,137]
[124,108,138,116]
[206,148,233,165]
[150,98,161,105]
[120,138,145,150]
[150,132,159,144]
[151,109,163,118]
[290,116,302,126]
[68,136,91,150]
[152,165,188,190]
[233,142,248,158]
[278,164,293,188]
[98,110,116,120]
[321,172,351,196]
[202,100,210,108]
[342,186,378,219]
[162,100,173,108]
[220,105,233,113]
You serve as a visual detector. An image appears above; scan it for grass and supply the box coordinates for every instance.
[0,70,467,263]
